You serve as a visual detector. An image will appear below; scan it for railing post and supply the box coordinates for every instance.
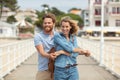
[111,46,115,73]
[99,0,104,66]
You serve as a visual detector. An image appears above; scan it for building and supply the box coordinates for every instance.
[81,9,89,27]
[83,0,120,37]
[69,9,82,15]
[15,9,38,23]
[0,21,18,38]
[0,7,15,22]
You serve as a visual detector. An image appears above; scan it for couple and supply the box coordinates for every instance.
[34,13,90,80]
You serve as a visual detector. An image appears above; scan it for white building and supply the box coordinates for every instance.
[0,21,18,38]
[81,10,89,27]
[105,0,120,26]
[15,9,38,23]
[0,7,15,22]
[83,0,120,37]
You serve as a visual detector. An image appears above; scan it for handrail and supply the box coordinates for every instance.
[77,37,120,77]
[0,39,36,80]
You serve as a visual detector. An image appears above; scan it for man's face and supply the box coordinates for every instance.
[43,18,54,33]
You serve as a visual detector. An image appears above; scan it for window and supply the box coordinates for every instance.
[109,0,113,2]
[0,29,3,34]
[95,9,101,15]
[95,20,101,26]
[106,8,108,13]
[95,0,101,3]
[112,7,116,13]
[115,0,119,2]
[117,7,120,13]
[86,13,89,16]
[116,20,120,26]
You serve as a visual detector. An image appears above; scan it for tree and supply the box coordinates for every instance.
[0,0,19,19]
[0,0,3,19]
[34,6,83,29]
[0,0,19,11]
[7,15,17,24]
[41,4,49,13]
[51,7,65,16]
[25,16,32,23]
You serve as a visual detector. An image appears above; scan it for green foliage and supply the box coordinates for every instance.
[34,5,84,29]
[55,13,84,27]
[50,7,65,16]
[19,27,34,34]
[25,16,32,23]
[34,11,44,29]
[0,0,19,11]
[7,15,17,24]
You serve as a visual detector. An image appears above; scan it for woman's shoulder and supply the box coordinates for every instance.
[54,32,62,37]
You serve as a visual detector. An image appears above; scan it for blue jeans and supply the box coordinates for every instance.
[54,66,79,80]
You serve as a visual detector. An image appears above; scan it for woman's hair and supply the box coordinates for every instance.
[42,13,56,23]
[60,16,79,35]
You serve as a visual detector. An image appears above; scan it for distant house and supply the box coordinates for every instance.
[1,7,16,22]
[15,9,38,23]
[0,21,18,38]
[69,9,82,15]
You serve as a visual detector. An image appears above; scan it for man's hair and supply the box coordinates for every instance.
[42,13,56,23]
[60,16,79,35]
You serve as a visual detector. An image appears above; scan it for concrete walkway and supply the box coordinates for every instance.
[4,53,119,80]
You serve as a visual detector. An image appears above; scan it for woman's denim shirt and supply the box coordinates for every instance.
[54,33,79,68]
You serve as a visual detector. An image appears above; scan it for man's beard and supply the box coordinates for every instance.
[44,26,53,33]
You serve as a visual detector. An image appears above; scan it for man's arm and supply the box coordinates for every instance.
[35,45,56,59]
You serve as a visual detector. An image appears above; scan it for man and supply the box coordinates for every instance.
[34,13,56,80]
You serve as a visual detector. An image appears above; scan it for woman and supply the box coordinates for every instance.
[53,16,90,80]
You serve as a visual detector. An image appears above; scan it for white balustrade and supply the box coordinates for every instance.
[77,37,120,77]
[0,39,36,79]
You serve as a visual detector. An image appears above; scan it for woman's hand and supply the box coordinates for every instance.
[82,50,91,57]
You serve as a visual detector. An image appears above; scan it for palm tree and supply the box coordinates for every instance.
[41,4,49,14]
[0,0,4,19]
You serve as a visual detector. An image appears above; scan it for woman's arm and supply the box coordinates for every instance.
[73,48,90,57]
[54,50,70,57]
[54,33,74,53]
[54,33,90,56]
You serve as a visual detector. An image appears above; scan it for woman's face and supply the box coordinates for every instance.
[61,21,71,36]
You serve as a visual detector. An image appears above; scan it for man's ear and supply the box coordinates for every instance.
[53,23,55,27]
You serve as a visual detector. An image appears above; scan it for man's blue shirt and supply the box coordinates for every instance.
[34,31,55,71]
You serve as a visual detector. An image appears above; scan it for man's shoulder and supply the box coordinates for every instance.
[34,31,44,40]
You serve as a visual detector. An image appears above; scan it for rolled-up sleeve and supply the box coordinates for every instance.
[54,33,74,53]
[34,34,42,46]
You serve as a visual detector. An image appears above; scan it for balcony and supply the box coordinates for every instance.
[94,2,101,7]
[108,1,120,5]
[109,12,120,16]
[94,13,101,17]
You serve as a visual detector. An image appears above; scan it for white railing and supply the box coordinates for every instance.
[0,39,36,80]
[77,37,120,77]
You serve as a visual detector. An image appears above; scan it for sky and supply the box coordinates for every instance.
[17,0,88,13]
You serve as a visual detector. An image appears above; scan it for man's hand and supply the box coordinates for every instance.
[49,53,56,60]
